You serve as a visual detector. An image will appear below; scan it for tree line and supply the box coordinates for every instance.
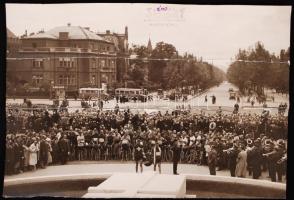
[227,42,290,96]
[127,42,226,91]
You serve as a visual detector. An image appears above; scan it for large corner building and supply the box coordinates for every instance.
[6,24,129,96]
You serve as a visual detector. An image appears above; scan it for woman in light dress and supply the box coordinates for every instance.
[235,144,247,178]
[29,138,38,171]
[46,138,53,165]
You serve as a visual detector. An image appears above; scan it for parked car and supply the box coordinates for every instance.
[228,88,234,92]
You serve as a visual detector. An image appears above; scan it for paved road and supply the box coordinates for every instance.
[6,81,289,114]
[4,161,286,184]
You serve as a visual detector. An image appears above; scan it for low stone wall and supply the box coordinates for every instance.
[3,173,286,198]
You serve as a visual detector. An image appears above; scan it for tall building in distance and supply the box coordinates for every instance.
[7,24,117,97]
[97,26,129,84]
[7,28,21,57]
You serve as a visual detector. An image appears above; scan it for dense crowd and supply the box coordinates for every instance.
[5,107,287,182]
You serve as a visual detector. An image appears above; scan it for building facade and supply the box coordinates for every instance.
[7,28,21,57]
[97,27,129,84]
[7,24,117,96]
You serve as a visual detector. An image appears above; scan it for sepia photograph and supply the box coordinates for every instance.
[3,3,291,198]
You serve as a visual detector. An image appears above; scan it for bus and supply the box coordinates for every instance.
[79,88,105,100]
[115,88,147,97]
[115,88,148,102]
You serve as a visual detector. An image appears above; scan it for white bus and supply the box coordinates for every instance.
[115,88,147,97]
[79,88,105,99]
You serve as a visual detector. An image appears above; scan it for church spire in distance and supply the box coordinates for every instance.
[147,36,152,54]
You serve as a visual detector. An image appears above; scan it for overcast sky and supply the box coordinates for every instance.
[6,4,291,71]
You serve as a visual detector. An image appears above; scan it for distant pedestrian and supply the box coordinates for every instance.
[211,95,216,104]
[115,104,119,114]
[251,100,255,107]
[233,103,239,114]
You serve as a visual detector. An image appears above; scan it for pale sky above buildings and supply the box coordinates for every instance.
[6,3,291,71]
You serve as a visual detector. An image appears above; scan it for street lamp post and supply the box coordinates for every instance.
[50,80,54,100]
[32,75,36,87]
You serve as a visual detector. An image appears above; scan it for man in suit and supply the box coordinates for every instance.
[263,140,285,182]
[39,135,49,168]
[224,143,239,177]
[172,139,181,175]
[208,142,217,175]
[58,134,70,165]
[247,139,263,179]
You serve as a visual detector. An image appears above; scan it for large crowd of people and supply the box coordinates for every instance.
[5,106,287,182]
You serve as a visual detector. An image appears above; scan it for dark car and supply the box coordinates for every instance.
[228,88,234,92]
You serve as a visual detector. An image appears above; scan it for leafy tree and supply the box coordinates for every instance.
[227,41,289,94]
[149,42,177,84]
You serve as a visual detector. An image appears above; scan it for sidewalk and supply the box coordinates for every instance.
[4,161,286,184]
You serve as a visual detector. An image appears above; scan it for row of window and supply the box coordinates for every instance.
[58,75,76,85]
[32,59,44,68]
[72,44,112,51]
[32,75,43,84]
[32,42,113,52]
[59,58,75,68]
[31,74,115,86]
[31,58,115,69]
[92,59,115,69]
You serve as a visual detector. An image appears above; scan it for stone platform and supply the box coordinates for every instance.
[83,171,188,198]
